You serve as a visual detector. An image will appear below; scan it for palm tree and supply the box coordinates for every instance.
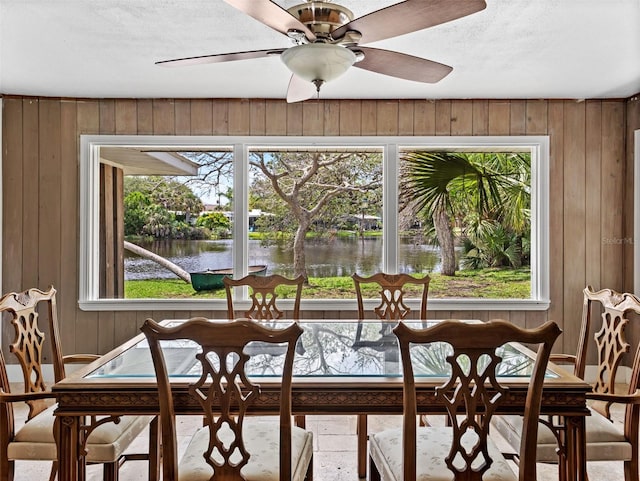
[400,151,530,276]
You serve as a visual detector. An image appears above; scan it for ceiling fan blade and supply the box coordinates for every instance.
[156,48,285,68]
[353,47,452,83]
[332,0,486,45]
[286,75,317,103]
[222,0,316,41]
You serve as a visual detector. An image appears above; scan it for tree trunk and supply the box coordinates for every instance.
[433,208,457,276]
[123,241,191,283]
[292,223,309,282]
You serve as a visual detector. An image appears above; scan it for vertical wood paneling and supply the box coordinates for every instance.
[302,101,323,135]
[174,99,191,135]
[451,100,472,136]
[510,100,526,135]
[435,100,451,135]
[74,100,100,354]
[471,100,489,135]
[190,100,213,134]
[115,99,137,134]
[22,98,39,289]
[547,100,565,350]
[414,100,436,136]
[211,99,229,135]
[397,101,414,136]
[100,165,115,297]
[376,101,398,136]
[339,100,361,135]
[323,100,340,136]
[488,101,510,135]
[97,311,115,354]
[59,100,79,355]
[2,98,23,294]
[624,97,640,293]
[228,99,251,135]
[99,100,116,134]
[361,101,376,135]
[624,96,640,350]
[265,100,287,135]
[249,100,266,135]
[136,100,153,134]
[39,100,63,291]
[563,101,587,350]
[286,103,303,135]
[525,100,548,135]
[600,101,625,290]
[585,101,602,288]
[152,99,175,135]
[1,95,634,360]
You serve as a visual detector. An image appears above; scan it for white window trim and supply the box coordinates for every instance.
[79,135,550,312]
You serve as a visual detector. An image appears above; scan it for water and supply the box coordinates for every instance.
[124,237,443,280]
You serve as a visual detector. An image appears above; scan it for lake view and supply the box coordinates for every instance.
[125,237,444,280]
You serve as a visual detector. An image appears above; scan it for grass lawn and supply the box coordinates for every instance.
[124,268,530,299]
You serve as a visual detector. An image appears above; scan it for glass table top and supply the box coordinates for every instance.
[87,320,557,380]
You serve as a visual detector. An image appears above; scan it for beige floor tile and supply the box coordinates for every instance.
[7,389,629,480]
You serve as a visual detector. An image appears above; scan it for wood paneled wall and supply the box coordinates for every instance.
[1,96,634,360]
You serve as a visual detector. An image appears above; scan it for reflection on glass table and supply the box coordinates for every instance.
[87,320,557,380]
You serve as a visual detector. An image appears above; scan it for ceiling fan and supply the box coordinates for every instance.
[156,0,487,102]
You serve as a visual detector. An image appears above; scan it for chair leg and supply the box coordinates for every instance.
[357,414,367,479]
[148,416,161,481]
[625,459,639,481]
[0,459,16,481]
[305,453,313,481]
[103,461,118,481]
[369,455,381,481]
[48,461,57,481]
[294,415,306,429]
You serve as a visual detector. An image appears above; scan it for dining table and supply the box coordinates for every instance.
[53,319,591,481]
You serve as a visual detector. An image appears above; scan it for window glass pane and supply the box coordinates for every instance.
[247,148,383,298]
[398,149,532,299]
[81,135,548,310]
[121,151,234,299]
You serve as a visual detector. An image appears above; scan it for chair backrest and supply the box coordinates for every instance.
[224,274,304,321]
[352,272,430,320]
[141,317,303,481]
[573,286,640,417]
[0,286,65,419]
[394,319,561,481]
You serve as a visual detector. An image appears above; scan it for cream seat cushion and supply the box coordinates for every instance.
[178,419,313,481]
[8,403,152,463]
[491,408,631,462]
[369,426,517,481]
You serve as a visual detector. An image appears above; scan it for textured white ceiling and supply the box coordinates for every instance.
[1,0,639,100]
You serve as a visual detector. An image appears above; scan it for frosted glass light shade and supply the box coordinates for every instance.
[281,43,356,84]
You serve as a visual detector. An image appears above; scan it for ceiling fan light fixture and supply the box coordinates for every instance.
[281,43,356,86]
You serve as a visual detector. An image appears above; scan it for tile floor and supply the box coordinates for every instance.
[11,406,625,481]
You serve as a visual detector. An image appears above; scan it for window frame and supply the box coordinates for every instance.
[79,134,550,312]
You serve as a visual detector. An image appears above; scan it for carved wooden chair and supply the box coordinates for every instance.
[224,273,307,428]
[224,274,304,323]
[370,319,561,481]
[492,285,640,481]
[141,317,313,481]
[351,271,430,477]
[0,286,158,481]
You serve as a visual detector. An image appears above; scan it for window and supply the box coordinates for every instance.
[80,135,549,311]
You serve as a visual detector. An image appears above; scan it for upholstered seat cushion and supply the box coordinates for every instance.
[369,426,517,481]
[8,403,152,463]
[178,419,313,481]
[492,408,631,462]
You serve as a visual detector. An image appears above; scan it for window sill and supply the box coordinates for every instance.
[78,298,550,312]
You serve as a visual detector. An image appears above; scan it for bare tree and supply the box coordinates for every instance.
[250,151,382,281]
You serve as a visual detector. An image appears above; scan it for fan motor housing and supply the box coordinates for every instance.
[288,2,353,40]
